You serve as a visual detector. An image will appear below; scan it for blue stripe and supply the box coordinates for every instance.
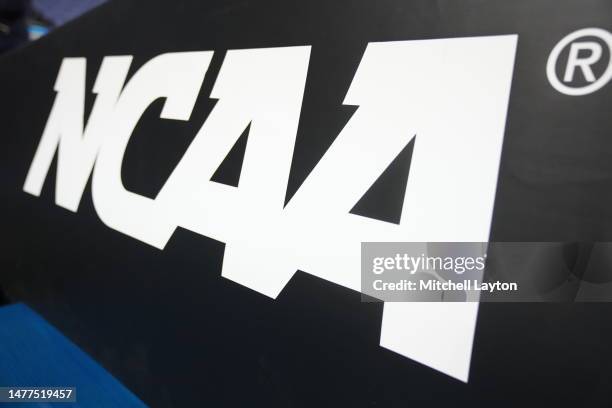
[0,304,148,408]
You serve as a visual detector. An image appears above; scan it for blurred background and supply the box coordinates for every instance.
[0,0,107,54]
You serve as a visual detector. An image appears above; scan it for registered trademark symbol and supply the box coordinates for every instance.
[547,28,612,96]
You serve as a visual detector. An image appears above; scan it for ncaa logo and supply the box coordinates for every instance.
[547,28,612,96]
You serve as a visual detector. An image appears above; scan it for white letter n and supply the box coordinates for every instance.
[23,56,132,211]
